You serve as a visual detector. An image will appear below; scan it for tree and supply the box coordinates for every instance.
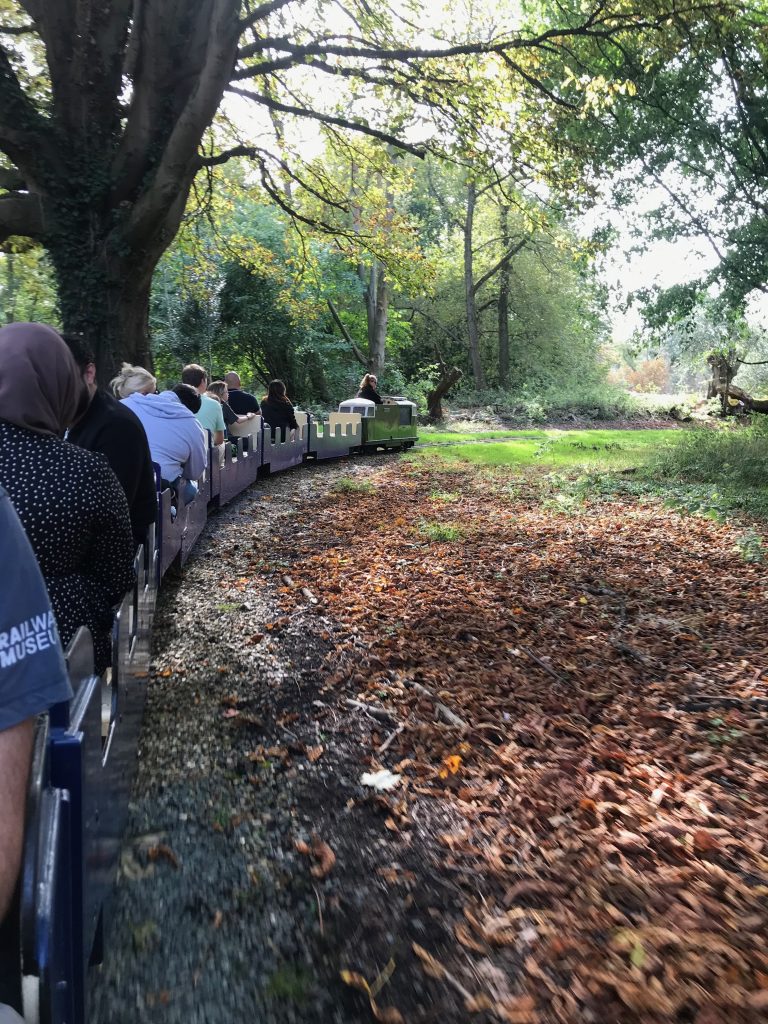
[0,0,695,379]
[561,2,766,310]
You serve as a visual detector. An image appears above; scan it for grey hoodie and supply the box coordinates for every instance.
[122,391,208,483]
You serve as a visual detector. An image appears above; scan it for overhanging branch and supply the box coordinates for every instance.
[472,237,528,295]
[226,85,427,156]
[0,191,43,242]
[239,0,295,30]
[0,167,25,190]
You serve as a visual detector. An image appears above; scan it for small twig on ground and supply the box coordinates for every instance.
[345,698,397,724]
[404,680,468,729]
[377,723,405,754]
[680,694,768,711]
[312,883,324,937]
[611,638,655,667]
[520,646,570,686]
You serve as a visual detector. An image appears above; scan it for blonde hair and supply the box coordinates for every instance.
[359,372,378,390]
[110,362,157,398]
[207,381,227,402]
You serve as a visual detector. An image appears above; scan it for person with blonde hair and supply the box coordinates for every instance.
[357,372,383,404]
[110,362,156,399]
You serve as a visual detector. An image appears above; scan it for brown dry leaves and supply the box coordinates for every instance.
[280,463,768,1023]
[295,835,336,879]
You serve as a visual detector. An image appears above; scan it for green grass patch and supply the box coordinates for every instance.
[332,477,375,494]
[417,519,465,542]
[409,428,680,471]
[429,489,460,502]
[419,428,545,444]
[266,966,312,1006]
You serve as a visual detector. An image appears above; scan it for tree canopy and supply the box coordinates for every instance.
[0,0,725,379]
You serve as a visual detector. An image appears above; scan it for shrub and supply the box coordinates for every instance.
[417,519,464,541]
[332,477,375,494]
[647,420,768,491]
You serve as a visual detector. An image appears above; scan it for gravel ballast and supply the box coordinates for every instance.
[92,460,390,1024]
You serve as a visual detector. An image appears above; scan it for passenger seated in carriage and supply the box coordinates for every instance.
[64,340,157,548]
[260,379,300,442]
[207,380,255,437]
[110,361,157,398]
[357,373,383,404]
[0,323,136,675]
[117,378,208,507]
[0,487,71,1022]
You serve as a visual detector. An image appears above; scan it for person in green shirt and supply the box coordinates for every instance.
[181,363,225,445]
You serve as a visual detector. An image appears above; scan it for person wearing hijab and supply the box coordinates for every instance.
[260,379,300,442]
[0,323,136,674]
[357,373,383,404]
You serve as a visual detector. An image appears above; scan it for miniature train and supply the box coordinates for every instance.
[12,399,417,1024]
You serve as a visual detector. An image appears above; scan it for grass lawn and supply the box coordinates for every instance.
[412,427,682,471]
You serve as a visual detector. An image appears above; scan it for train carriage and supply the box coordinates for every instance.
[9,392,417,1024]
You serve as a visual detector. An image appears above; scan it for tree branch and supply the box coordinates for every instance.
[472,237,528,295]
[0,44,51,181]
[239,0,295,30]
[226,85,427,156]
[0,191,43,243]
[0,167,25,190]
[327,299,368,366]
[0,24,36,36]
[123,0,241,249]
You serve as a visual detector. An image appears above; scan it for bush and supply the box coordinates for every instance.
[449,381,639,421]
[647,419,768,491]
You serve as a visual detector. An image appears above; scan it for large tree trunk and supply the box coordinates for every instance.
[0,1,241,378]
[498,204,511,387]
[427,365,463,421]
[369,261,389,378]
[720,383,768,414]
[707,350,739,417]
[464,180,485,391]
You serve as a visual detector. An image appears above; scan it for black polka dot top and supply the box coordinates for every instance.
[0,420,136,673]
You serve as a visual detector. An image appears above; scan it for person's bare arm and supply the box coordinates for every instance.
[0,718,33,920]
[213,429,225,445]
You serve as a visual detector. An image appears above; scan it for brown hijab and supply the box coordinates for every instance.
[0,322,84,435]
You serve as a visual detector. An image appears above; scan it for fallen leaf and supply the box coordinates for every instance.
[146,844,179,869]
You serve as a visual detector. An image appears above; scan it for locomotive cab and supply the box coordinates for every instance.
[337,396,417,451]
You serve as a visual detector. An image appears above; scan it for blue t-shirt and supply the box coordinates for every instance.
[0,487,72,730]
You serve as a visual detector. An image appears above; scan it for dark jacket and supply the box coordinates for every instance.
[357,383,383,404]
[67,389,157,545]
[221,401,238,428]
[260,398,299,441]
[228,388,260,416]
[0,421,136,673]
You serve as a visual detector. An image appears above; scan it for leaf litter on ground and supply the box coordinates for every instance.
[276,461,768,1024]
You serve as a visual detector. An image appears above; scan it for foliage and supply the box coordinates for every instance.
[416,519,465,542]
[563,3,768,318]
[647,419,768,492]
[0,244,58,325]
[332,478,376,494]
[408,427,679,471]
[616,357,670,393]
[448,380,638,421]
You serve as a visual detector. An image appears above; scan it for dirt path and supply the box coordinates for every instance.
[93,456,768,1024]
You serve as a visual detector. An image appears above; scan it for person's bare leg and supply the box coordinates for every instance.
[0,719,33,920]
